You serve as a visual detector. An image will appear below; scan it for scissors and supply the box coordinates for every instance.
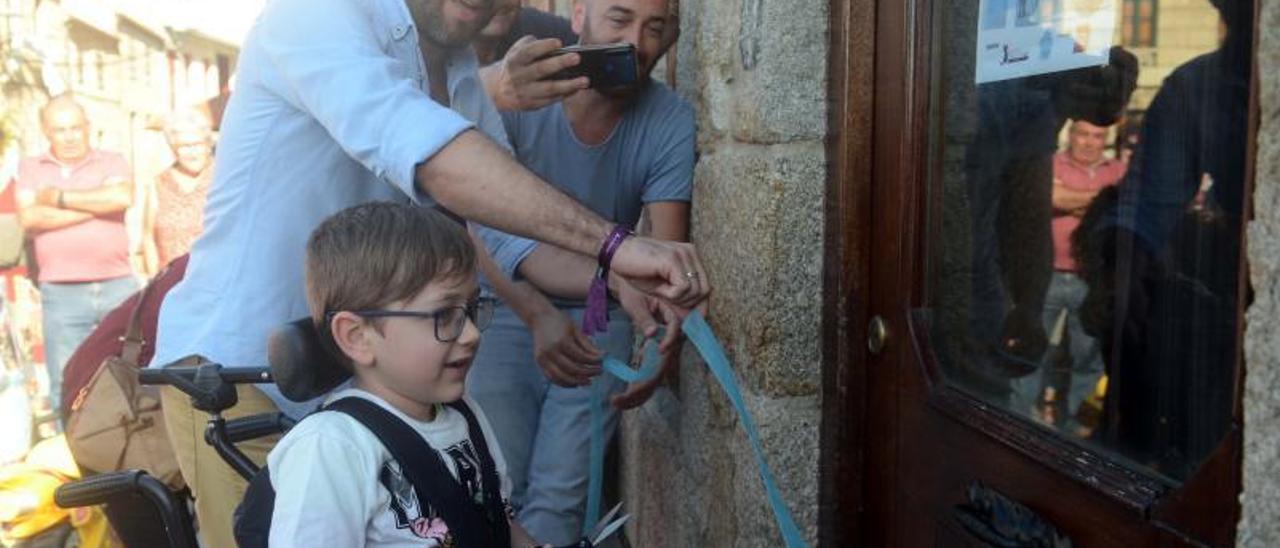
[557,502,630,548]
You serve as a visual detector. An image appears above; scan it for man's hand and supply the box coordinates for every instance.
[529,306,603,387]
[611,276,686,410]
[615,274,659,337]
[611,343,681,410]
[16,188,93,233]
[609,236,710,311]
[29,179,132,215]
[480,36,589,112]
[612,273,685,353]
[35,187,59,207]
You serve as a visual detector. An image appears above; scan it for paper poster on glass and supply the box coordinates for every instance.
[975,0,1117,84]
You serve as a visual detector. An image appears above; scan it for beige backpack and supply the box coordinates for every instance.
[64,281,184,489]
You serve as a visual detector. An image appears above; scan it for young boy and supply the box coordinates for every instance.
[265,202,547,547]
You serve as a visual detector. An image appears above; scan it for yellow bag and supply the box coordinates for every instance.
[0,435,120,547]
[0,461,68,540]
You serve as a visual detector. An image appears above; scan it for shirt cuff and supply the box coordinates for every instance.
[641,194,693,204]
[384,108,475,206]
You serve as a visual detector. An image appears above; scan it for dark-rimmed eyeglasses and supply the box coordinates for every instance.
[326,297,497,343]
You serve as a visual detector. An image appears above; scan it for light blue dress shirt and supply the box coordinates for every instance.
[152,0,510,419]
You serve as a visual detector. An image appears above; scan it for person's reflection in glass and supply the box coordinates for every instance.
[1010,119,1125,430]
[1081,0,1253,479]
[959,47,1137,409]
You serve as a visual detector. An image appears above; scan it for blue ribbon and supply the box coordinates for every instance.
[583,311,808,548]
[585,330,660,535]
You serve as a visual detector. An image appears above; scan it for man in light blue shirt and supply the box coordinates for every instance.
[152,1,709,545]
[469,0,694,542]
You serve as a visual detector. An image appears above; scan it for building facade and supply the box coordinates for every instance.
[1,0,240,265]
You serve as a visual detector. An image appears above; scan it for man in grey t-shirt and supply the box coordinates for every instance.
[470,0,692,543]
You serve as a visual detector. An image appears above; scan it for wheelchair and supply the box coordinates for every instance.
[52,319,340,548]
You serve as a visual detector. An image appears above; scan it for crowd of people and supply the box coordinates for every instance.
[2,97,216,423]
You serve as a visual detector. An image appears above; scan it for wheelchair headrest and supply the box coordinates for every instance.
[267,318,352,402]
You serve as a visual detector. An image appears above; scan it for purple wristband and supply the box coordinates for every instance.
[596,225,632,274]
[582,225,632,336]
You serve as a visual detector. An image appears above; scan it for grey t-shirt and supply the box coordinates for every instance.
[477,81,695,303]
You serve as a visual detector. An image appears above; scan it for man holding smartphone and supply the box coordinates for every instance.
[474,0,577,67]
[478,5,588,112]
[468,0,693,544]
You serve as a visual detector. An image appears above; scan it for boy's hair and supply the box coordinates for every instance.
[305,202,476,368]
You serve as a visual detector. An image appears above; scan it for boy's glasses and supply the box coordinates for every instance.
[329,297,498,343]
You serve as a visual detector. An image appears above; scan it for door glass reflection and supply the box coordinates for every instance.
[929,0,1253,481]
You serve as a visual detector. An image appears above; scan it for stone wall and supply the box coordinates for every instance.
[617,0,829,546]
[1241,0,1280,544]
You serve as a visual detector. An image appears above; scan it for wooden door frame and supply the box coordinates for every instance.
[817,0,876,544]
[819,0,1260,544]
[820,0,935,542]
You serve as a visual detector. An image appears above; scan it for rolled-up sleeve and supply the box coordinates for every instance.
[473,224,539,279]
[256,0,473,202]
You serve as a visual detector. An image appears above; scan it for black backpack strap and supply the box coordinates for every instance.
[447,399,512,546]
[325,397,500,548]
[234,464,276,548]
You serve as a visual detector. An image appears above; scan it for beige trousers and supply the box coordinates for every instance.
[162,385,282,548]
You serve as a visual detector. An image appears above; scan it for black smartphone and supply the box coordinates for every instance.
[543,43,639,90]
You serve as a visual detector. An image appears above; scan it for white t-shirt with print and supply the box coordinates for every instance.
[266,388,512,547]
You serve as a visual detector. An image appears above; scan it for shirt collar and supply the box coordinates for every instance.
[1060,151,1115,171]
[389,0,416,41]
[39,149,101,171]
[390,0,480,92]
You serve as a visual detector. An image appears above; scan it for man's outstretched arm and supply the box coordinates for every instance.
[416,130,709,309]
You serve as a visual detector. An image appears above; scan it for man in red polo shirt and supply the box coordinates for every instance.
[1012,118,1126,429]
[14,94,138,418]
